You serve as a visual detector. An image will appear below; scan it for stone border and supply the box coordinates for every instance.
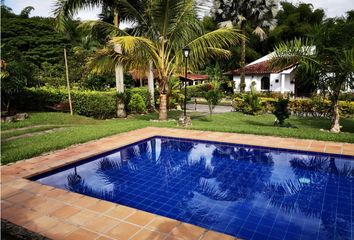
[1,127,353,240]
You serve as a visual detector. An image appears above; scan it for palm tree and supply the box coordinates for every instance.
[91,0,244,120]
[213,0,278,92]
[270,14,354,133]
[270,38,354,133]
[53,0,140,118]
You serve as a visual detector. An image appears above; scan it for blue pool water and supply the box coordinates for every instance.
[32,137,354,240]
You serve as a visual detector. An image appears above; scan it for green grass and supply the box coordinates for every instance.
[1,111,353,164]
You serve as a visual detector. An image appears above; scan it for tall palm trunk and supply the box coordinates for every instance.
[330,91,341,133]
[114,11,126,118]
[240,24,246,93]
[148,60,155,110]
[159,76,169,120]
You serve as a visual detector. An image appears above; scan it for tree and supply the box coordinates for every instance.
[1,61,37,112]
[1,7,71,68]
[213,0,278,92]
[270,16,354,133]
[204,82,222,116]
[91,0,244,120]
[269,2,325,42]
[53,0,141,118]
[20,6,35,18]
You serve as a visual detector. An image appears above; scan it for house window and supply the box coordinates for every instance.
[261,76,270,90]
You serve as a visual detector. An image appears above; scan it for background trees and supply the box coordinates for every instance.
[270,12,354,133]
[90,0,244,120]
[213,0,278,92]
[268,2,325,42]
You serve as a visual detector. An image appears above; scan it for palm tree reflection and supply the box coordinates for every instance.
[63,138,352,239]
[264,156,353,239]
[67,166,82,185]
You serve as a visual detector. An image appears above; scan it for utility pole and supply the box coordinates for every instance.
[64,48,73,115]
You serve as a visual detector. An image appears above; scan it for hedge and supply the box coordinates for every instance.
[232,97,354,118]
[14,87,153,119]
[187,84,209,98]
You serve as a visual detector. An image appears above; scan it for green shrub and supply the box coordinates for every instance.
[187,84,210,99]
[73,90,116,119]
[14,87,160,118]
[205,89,222,116]
[130,87,150,103]
[232,96,354,118]
[243,83,261,115]
[14,87,117,119]
[128,94,146,113]
[81,73,115,91]
[339,92,354,101]
[14,87,67,110]
[273,98,290,126]
[125,87,152,109]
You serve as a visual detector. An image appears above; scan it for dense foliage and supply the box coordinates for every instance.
[270,13,354,132]
[13,87,152,119]
[128,94,147,114]
[232,97,354,118]
[273,98,291,126]
[1,1,353,123]
[204,83,223,116]
[242,83,262,115]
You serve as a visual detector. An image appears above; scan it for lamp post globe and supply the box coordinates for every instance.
[183,46,191,58]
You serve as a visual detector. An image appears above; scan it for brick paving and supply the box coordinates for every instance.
[1,127,353,240]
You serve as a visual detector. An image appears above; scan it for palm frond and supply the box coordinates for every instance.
[52,0,102,32]
[110,36,158,58]
[89,47,117,74]
[270,38,320,74]
[253,26,267,41]
[78,20,129,40]
[186,28,245,69]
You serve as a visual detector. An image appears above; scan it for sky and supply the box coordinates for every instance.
[4,0,354,20]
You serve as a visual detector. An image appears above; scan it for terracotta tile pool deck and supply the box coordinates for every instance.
[1,127,353,240]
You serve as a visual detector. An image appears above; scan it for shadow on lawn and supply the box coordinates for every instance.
[243,120,273,127]
[292,117,354,133]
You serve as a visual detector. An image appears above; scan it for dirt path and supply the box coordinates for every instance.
[186,104,233,113]
[1,124,61,133]
[3,127,68,142]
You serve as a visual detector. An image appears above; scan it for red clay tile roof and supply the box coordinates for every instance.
[180,74,209,81]
[225,61,296,75]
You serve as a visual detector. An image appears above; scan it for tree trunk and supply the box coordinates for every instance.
[148,61,155,110]
[208,104,213,117]
[113,10,126,118]
[159,94,168,120]
[330,95,341,133]
[240,25,246,93]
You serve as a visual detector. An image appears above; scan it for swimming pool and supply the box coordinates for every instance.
[31,136,353,240]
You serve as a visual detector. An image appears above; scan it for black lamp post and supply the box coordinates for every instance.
[182,46,190,117]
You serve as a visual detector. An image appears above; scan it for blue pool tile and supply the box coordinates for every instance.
[31,136,353,240]
[238,228,255,239]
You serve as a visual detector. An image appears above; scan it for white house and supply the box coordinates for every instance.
[226,52,298,94]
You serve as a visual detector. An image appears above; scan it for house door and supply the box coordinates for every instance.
[261,76,270,91]
[295,79,315,97]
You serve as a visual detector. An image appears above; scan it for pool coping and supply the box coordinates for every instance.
[1,127,354,240]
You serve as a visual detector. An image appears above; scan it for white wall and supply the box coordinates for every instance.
[233,75,265,91]
[270,73,281,92]
[233,73,295,93]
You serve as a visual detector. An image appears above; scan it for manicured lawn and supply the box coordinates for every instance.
[1,111,353,164]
